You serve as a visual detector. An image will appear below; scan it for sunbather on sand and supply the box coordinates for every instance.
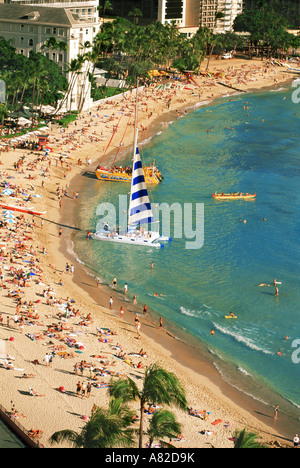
[29,387,45,397]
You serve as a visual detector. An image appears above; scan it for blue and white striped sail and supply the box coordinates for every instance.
[128,130,154,229]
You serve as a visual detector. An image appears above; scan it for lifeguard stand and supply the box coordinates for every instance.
[37,134,50,151]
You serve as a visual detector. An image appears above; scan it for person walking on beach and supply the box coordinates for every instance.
[109,296,113,309]
[112,276,117,288]
[293,434,299,448]
[135,316,141,339]
[87,381,92,398]
[76,381,82,398]
[81,382,86,399]
[44,353,50,367]
[273,405,279,423]
[124,283,128,296]
[120,306,124,320]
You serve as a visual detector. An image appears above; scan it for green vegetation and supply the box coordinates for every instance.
[0,37,68,110]
[233,428,269,448]
[57,111,78,128]
[233,0,300,58]
[243,0,300,29]
[49,362,186,449]
[0,37,68,133]
[48,362,271,449]
[0,0,298,127]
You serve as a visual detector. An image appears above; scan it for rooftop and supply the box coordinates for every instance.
[0,4,94,26]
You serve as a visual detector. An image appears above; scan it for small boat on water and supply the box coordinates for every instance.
[95,163,162,184]
[92,136,168,248]
[91,85,170,249]
[0,203,46,216]
[212,192,256,200]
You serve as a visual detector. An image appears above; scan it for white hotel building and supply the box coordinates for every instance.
[0,0,101,111]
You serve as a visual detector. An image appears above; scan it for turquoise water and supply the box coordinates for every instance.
[73,84,300,425]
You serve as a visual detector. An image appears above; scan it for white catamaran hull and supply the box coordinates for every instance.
[91,230,163,248]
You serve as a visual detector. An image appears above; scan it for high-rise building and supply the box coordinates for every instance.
[214,0,243,32]
[104,0,160,25]
[185,0,243,32]
[106,0,243,32]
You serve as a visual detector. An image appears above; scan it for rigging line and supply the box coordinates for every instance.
[99,112,123,165]
[111,116,132,168]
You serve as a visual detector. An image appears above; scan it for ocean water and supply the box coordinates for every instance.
[73,83,300,426]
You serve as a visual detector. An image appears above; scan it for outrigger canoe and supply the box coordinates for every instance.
[95,165,162,184]
[0,203,46,216]
[212,192,256,200]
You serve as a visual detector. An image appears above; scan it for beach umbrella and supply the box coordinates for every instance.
[2,189,13,195]
[3,213,15,219]
[5,219,16,224]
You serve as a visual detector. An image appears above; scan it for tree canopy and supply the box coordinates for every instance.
[233,1,300,57]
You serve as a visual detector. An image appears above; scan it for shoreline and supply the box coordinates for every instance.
[58,68,296,439]
[0,58,297,448]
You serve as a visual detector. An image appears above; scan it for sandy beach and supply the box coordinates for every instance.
[0,57,297,448]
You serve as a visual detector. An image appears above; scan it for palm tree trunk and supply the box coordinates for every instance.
[15,84,26,133]
[139,399,145,449]
[31,77,36,131]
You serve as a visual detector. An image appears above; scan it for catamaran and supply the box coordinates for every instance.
[91,87,169,248]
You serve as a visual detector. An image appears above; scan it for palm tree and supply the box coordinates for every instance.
[49,398,136,448]
[98,0,113,23]
[108,362,187,449]
[233,428,268,448]
[0,103,8,137]
[146,409,182,448]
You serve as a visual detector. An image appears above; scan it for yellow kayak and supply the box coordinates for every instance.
[212,192,256,200]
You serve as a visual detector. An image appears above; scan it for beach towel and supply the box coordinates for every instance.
[211,419,223,426]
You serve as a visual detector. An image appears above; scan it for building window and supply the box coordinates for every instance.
[20,24,24,31]
[53,27,57,35]
[29,39,34,47]
[46,27,51,34]
[20,37,24,45]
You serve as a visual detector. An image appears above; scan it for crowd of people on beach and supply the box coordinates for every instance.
[0,59,295,448]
